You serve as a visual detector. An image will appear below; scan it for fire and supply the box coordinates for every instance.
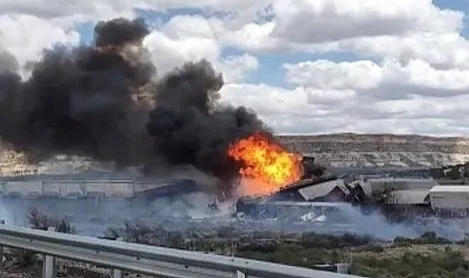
[227,132,303,196]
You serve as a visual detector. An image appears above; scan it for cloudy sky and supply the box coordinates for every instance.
[1,0,468,136]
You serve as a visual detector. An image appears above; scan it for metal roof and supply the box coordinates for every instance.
[429,185,469,193]
[386,190,430,204]
[366,177,436,183]
[298,179,349,200]
[266,201,351,208]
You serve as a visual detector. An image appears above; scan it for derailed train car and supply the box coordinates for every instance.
[235,198,354,225]
[234,170,469,221]
[235,175,367,219]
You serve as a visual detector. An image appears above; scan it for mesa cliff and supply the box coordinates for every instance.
[1,134,469,176]
[278,133,469,168]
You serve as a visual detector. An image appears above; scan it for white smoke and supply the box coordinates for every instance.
[0,199,14,224]
[0,195,466,241]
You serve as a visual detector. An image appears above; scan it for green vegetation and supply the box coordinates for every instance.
[117,224,469,278]
[4,207,76,273]
[4,210,467,278]
[233,233,469,278]
[351,245,468,278]
[27,206,74,233]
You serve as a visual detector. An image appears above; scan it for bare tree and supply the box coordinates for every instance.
[27,206,74,234]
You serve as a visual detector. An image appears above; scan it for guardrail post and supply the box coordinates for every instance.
[0,245,3,273]
[0,220,4,272]
[111,269,122,278]
[42,254,56,278]
[42,227,56,278]
[111,237,123,278]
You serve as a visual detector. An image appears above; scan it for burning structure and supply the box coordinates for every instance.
[227,132,305,196]
[0,17,280,199]
[0,18,467,243]
[0,17,419,203]
[229,132,467,221]
[234,175,365,218]
[0,17,335,204]
[235,170,469,221]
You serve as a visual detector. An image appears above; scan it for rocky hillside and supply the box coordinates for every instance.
[0,141,113,176]
[1,134,469,176]
[278,133,469,169]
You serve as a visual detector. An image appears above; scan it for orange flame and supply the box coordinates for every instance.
[227,132,303,196]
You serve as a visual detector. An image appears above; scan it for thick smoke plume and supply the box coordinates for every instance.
[147,60,269,181]
[0,197,465,241]
[0,18,269,189]
[0,18,155,164]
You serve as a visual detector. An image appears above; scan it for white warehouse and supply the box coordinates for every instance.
[429,185,469,211]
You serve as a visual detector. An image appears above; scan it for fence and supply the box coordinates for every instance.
[0,225,364,278]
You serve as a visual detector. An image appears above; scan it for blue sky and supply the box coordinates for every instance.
[78,25,361,90]
[434,0,469,37]
[5,0,466,135]
[74,0,468,90]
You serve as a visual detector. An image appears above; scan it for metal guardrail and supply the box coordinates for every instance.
[0,225,363,278]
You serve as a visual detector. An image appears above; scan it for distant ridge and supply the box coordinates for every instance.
[276,133,469,140]
[276,134,469,169]
[1,134,469,176]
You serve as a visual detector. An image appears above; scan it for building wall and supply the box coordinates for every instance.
[298,179,348,201]
[430,191,469,210]
[0,180,135,198]
[362,177,438,193]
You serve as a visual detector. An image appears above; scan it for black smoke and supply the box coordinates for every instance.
[94,18,149,47]
[0,18,155,164]
[0,17,270,186]
[147,60,269,180]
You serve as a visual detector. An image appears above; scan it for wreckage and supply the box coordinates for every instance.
[232,154,369,218]
[234,167,469,221]
[234,175,367,219]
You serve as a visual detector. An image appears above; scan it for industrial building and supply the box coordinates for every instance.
[429,185,469,216]
[235,173,468,219]
[384,190,430,205]
[268,176,366,203]
[1,168,467,219]
[0,178,201,200]
[360,176,438,193]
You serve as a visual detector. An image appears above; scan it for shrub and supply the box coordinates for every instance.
[16,250,37,268]
[300,233,372,249]
[27,206,74,234]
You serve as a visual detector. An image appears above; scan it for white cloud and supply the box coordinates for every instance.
[219,22,280,53]
[218,54,259,83]
[0,0,272,28]
[336,33,469,69]
[0,14,80,72]
[221,83,311,117]
[270,0,463,43]
[369,96,469,120]
[0,5,258,82]
[0,0,468,135]
[143,30,220,74]
[284,60,382,90]
[219,0,465,52]
[143,15,258,83]
[284,59,469,99]
[159,15,220,40]
[334,118,469,137]
[151,0,272,27]
[220,82,469,135]
[0,1,143,26]
[210,0,469,77]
